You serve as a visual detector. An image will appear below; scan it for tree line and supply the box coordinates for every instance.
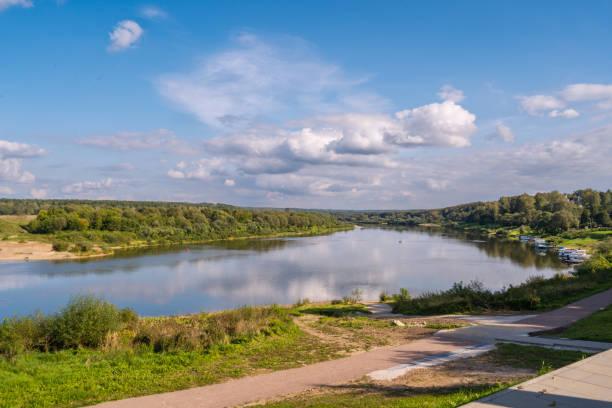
[337,189,612,233]
[19,203,344,244]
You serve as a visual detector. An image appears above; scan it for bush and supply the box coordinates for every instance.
[392,288,411,302]
[379,290,391,302]
[51,241,69,252]
[47,295,122,349]
[71,241,93,253]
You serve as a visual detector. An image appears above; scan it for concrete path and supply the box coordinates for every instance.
[90,337,476,408]
[462,348,612,408]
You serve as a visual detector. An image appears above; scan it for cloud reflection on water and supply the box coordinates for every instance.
[0,228,569,317]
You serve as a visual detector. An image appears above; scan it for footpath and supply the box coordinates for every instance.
[90,288,612,408]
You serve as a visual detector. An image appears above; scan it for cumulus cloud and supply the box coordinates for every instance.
[519,94,565,116]
[437,85,465,103]
[0,0,32,11]
[561,83,612,103]
[486,123,515,143]
[62,178,113,194]
[0,186,13,195]
[167,169,185,179]
[76,129,190,154]
[107,20,143,52]
[140,5,167,19]
[193,98,476,178]
[548,108,580,119]
[168,158,226,180]
[157,34,387,129]
[392,101,476,148]
[0,140,45,158]
[30,188,47,198]
[520,83,612,118]
[0,140,43,183]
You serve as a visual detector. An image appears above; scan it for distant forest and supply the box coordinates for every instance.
[0,199,345,245]
[336,189,612,233]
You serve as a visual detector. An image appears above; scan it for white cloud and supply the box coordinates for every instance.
[426,178,450,191]
[0,140,45,158]
[167,169,185,179]
[107,20,143,52]
[392,101,476,148]
[437,85,465,103]
[520,83,612,118]
[76,129,190,154]
[0,159,35,183]
[0,186,13,195]
[486,123,515,143]
[157,34,387,129]
[519,94,565,116]
[549,109,580,119]
[140,5,167,19]
[561,83,612,102]
[198,99,476,177]
[30,188,47,198]
[62,178,113,194]
[0,0,32,12]
[224,179,235,187]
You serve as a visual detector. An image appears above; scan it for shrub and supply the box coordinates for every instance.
[379,290,391,302]
[52,241,70,252]
[392,288,411,302]
[47,295,122,349]
[71,241,93,253]
[293,298,311,307]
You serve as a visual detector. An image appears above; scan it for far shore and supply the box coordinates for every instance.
[0,226,354,262]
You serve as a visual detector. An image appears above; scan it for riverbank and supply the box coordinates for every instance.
[0,225,353,262]
[2,296,602,408]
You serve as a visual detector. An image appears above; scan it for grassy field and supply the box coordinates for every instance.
[252,344,589,408]
[557,304,612,343]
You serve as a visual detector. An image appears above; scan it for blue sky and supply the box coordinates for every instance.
[1,0,611,209]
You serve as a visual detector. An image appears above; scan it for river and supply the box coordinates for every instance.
[0,227,568,318]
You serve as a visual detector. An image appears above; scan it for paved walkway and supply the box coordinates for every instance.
[91,337,476,408]
[90,289,612,408]
[462,348,612,408]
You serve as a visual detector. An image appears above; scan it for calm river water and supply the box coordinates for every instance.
[0,227,568,318]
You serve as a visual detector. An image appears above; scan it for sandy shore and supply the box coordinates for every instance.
[0,241,80,261]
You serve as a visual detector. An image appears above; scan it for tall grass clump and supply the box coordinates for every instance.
[0,297,293,358]
[393,244,612,315]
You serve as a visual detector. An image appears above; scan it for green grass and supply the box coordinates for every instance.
[557,305,612,343]
[253,384,508,408]
[297,304,371,317]
[486,343,589,373]
[0,327,344,408]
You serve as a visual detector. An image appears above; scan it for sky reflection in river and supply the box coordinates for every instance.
[0,228,568,317]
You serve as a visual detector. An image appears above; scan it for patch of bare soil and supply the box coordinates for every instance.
[295,315,437,354]
[0,241,104,261]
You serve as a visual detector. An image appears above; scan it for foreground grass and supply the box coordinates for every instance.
[253,344,589,408]
[557,304,612,343]
[0,327,344,408]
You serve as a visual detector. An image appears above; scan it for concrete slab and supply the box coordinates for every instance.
[461,348,612,408]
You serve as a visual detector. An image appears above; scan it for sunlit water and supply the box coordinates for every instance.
[0,227,568,318]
